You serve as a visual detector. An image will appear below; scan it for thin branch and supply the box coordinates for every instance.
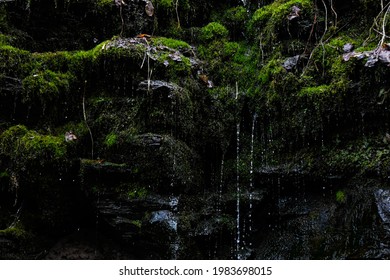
[380,4,390,47]
[319,0,328,77]
[82,80,94,160]
[175,0,181,29]
[330,0,337,27]
[364,1,390,46]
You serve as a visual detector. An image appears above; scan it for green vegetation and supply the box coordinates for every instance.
[0,125,67,165]
[22,70,73,106]
[156,0,174,8]
[336,190,346,203]
[200,22,229,42]
[151,37,190,50]
[0,224,32,240]
[127,186,148,199]
[104,132,118,148]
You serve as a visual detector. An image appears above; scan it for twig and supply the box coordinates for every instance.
[82,80,94,159]
[380,4,390,47]
[330,0,337,27]
[259,35,265,65]
[175,0,181,29]
[364,1,390,46]
[320,0,328,77]
[119,2,125,37]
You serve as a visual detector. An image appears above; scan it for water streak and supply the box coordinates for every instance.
[248,113,257,246]
[235,82,241,259]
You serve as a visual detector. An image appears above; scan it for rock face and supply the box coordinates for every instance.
[2,0,390,260]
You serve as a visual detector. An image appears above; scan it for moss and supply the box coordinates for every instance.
[96,0,114,9]
[298,85,331,97]
[151,36,190,50]
[156,0,174,9]
[250,0,312,28]
[0,170,9,178]
[335,190,346,203]
[127,186,148,199]
[200,22,229,42]
[257,57,285,86]
[104,132,118,148]
[249,0,313,47]
[0,224,32,241]
[22,70,73,106]
[0,45,34,77]
[130,220,142,228]
[0,125,67,165]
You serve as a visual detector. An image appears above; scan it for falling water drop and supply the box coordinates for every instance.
[235,82,241,260]
[248,113,257,248]
[236,120,241,259]
[217,155,225,214]
[361,111,366,137]
[95,191,100,258]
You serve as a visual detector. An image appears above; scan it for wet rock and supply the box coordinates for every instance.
[138,80,178,92]
[145,1,155,17]
[287,6,301,21]
[150,210,177,231]
[374,189,390,225]
[343,43,354,53]
[282,55,300,71]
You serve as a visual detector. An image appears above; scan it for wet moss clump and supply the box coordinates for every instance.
[199,22,229,42]
[0,125,68,171]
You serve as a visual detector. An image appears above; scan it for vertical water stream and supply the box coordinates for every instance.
[248,113,257,247]
[235,82,241,259]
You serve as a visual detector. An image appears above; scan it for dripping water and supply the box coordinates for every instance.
[235,82,241,259]
[248,113,257,246]
[217,155,225,214]
[361,111,366,138]
[95,191,100,258]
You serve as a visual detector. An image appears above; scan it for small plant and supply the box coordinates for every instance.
[336,190,346,203]
[104,132,118,148]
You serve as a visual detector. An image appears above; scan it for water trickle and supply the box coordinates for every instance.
[235,82,241,259]
[236,121,241,259]
[248,113,257,247]
[361,111,366,137]
[95,191,100,258]
[217,155,225,214]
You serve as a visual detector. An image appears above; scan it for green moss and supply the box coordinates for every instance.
[130,220,142,228]
[249,0,313,46]
[151,37,190,50]
[200,22,229,42]
[0,224,32,240]
[0,170,9,178]
[127,186,148,199]
[96,0,114,8]
[224,6,247,23]
[104,132,118,148]
[22,70,73,105]
[250,0,312,28]
[0,45,34,77]
[0,125,67,164]
[156,0,174,8]
[257,57,285,86]
[335,190,346,203]
[298,85,331,97]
